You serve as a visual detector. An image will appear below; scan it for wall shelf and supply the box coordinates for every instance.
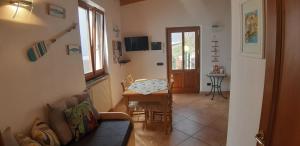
[118,59,131,64]
[211,38,220,63]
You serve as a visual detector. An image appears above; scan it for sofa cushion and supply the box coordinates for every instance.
[64,100,98,141]
[68,120,132,146]
[47,97,78,145]
[1,127,19,146]
[73,92,98,118]
[15,133,41,146]
[47,92,98,145]
[31,119,60,146]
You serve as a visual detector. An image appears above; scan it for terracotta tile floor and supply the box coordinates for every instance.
[114,94,229,146]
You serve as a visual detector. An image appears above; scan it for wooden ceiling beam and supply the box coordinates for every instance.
[120,0,145,6]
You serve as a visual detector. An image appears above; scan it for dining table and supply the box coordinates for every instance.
[122,79,171,133]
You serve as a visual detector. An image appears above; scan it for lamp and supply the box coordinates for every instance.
[9,0,33,18]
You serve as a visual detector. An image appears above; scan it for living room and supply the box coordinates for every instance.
[0,0,279,146]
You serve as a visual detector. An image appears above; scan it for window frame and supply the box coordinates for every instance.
[78,1,105,81]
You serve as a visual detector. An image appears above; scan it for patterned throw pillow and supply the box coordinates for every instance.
[31,119,60,146]
[15,133,41,146]
[64,100,98,141]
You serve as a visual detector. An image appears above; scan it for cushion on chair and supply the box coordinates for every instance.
[67,120,132,146]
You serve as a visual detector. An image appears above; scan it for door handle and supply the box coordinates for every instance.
[255,130,265,146]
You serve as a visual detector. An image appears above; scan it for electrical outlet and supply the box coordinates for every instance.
[207,83,212,86]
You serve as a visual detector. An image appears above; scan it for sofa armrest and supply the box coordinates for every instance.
[98,112,132,122]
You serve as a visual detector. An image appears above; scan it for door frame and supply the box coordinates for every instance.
[258,0,283,145]
[166,26,201,93]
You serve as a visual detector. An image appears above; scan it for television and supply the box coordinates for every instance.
[125,36,149,51]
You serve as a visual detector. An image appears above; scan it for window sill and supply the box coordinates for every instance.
[86,73,109,88]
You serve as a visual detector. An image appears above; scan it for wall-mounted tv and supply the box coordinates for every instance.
[125,36,149,51]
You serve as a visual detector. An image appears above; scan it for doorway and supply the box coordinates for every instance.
[166,26,200,93]
[257,0,300,145]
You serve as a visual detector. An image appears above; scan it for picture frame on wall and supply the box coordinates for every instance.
[67,44,81,55]
[151,42,162,50]
[241,0,264,58]
[48,4,66,19]
[112,40,122,63]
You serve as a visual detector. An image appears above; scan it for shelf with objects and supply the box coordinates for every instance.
[206,35,227,100]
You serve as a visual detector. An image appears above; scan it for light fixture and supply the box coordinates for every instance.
[9,0,33,18]
[113,25,120,38]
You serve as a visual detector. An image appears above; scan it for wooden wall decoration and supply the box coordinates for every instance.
[120,0,145,6]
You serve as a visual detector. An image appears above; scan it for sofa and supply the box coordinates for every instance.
[67,112,135,146]
[47,93,135,146]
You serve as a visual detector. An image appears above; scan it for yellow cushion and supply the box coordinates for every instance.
[31,119,60,146]
[15,133,41,146]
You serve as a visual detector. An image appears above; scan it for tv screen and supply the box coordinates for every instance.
[125,36,149,51]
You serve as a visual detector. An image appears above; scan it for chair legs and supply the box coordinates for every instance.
[129,110,148,129]
[128,103,173,133]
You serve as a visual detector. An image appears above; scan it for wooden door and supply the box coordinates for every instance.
[258,0,300,145]
[166,27,200,93]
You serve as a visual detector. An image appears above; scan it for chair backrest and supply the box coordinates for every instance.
[168,78,175,105]
[127,74,134,84]
[168,80,174,94]
[121,81,126,92]
[121,74,135,92]
[168,74,174,93]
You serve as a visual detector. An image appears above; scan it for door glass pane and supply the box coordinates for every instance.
[78,7,93,74]
[184,32,196,69]
[95,12,103,70]
[171,32,183,70]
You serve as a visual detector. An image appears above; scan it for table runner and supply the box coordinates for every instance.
[128,79,168,95]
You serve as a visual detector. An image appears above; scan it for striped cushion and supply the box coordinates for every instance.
[31,119,60,146]
[15,133,41,146]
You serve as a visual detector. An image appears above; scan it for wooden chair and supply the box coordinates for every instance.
[121,74,148,128]
[121,74,134,91]
[147,79,174,133]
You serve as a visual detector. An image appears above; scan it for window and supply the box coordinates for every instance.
[78,1,105,81]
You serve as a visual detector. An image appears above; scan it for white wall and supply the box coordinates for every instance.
[88,77,113,112]
[120,0,231,91]
[227,0,266,145]
[0,0,86,132]
[0,0,125,132]
[93,0,126,106]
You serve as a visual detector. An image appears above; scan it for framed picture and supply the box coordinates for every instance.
[241,0,264,58]
[112,40,122,63]
[67,44,81,55]
[151,42,162,50]
[48,4,66,19]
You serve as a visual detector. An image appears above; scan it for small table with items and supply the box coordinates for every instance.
[206,73,227,100]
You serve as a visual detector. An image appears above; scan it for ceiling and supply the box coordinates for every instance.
[120,0,145,6]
